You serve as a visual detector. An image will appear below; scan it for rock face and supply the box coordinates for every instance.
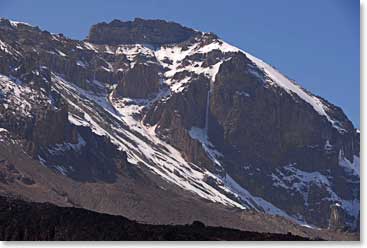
[87,18,197,46]
[144,75,214,170]
[115,62,161,98]
[209,52,356,169]
[0,61,74,157]
[329,204,346,230]
[0,17,360,237]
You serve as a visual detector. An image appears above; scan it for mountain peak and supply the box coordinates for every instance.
[86,18,198,45]
[0,17,34,29]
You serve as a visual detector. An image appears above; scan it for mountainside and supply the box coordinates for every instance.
[0,18,359,239]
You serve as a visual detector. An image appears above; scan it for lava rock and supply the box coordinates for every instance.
[0,196,312,241]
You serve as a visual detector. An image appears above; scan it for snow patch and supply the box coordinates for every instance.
[9,20,31,27]
[47,134,86,155]
[76,60,87,68]
[339,153,360,177]
[56,49,67,57]
[189,127,223,166]
[0,128,8,133]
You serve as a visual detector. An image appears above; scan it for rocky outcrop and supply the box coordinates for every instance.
[144,75,214,170]
[27,98,71,154]
[87,18,197,46]
[0,18,129,92]
[329,203,346,230]
[0,64,75,157]
[145,75,209,129]
[115,62,161,98]
[38,126,130,183]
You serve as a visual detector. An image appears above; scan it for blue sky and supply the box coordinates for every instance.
[0,0,360,126]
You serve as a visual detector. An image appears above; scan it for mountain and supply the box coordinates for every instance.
[0,18,359,240]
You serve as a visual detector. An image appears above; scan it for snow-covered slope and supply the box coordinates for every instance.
[53,70,300,217]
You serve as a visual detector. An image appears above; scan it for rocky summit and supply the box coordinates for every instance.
[87,18,197,46]
[0,18,360,240]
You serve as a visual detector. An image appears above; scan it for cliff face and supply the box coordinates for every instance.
[0,17,359,235]
[115,62,161,98]
[87,18,197,46]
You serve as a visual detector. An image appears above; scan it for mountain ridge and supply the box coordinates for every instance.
[0,195,316,241]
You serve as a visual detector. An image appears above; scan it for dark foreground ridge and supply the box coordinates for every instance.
[0,196,312,241]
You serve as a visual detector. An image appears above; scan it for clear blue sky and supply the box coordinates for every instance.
[0,0,360,127]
